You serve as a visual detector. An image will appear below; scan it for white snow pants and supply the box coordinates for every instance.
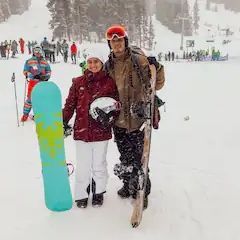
[74,140,109,200]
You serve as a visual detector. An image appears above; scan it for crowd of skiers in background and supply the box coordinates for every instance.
[0,37,79,64]
[40,37,78,64]
[1,37,228,64]
[158,48,227,62]
[0,38,25,59]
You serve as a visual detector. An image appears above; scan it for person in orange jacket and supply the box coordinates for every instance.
[70,42,77,64]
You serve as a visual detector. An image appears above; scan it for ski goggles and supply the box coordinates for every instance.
[105,26,127,40]
[33,47,42,54]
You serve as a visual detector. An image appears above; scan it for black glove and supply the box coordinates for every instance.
[131,101,148,119]
[147,56,160,69]
[39,75,50,81]
[95,107,112,127]
[34,74,41,80]
[63,122,72,138]
[34,74,49,81]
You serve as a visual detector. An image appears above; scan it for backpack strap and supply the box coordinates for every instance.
[130,50,145,86]
[130,49,151,93]
[104,59,111,75]
[104,53,114,75]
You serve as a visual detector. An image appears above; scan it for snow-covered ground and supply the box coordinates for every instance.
[1,47,240,240]
[1,0,240,239]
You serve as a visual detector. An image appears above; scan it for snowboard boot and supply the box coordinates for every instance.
[21,114,28,122]
[117,183,131,199]
[92,193,104,207]
[76,198,88,208]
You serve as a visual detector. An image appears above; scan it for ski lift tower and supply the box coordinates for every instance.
[179,0,191,50]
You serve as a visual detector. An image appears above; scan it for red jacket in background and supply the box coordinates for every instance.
[19,38,25,54]
[63,70,119,142]
[70,44,77,54]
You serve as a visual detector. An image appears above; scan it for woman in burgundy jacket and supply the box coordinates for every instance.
[63,50,119,208]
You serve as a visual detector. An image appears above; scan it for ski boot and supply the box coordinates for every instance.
[75,185,90,208]
[117,183,131,199]
[21,114,28,122]
[76,198,88,208]
[92,193,104,207]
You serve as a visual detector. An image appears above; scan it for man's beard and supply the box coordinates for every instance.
[114,47,125,55]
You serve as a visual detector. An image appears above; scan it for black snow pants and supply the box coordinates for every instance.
[113,126,151,197]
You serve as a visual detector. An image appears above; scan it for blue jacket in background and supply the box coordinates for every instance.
[23,56,51,81]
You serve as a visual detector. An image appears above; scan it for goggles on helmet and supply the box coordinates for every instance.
[33,47,42,54]
[105,25,127,40]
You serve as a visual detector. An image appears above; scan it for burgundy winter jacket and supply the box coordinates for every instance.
[63,70,119,142]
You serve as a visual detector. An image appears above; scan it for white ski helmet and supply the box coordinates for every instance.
[33,45,43,57]
[89,97,121,120]
[85,47,107,63]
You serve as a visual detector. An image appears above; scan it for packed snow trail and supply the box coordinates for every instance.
[1,52,240,240]
[1,0,240,238]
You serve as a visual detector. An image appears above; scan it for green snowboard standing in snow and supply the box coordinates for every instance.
[32,81,72,211]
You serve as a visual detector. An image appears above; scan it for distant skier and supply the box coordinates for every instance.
[0,42,7,58]
[6,40,11,59]
[11,40,18,57]
[62,39,69,63]
[62,49,119,208]
[196,50,200,61]
[49,39,56,63]
[157,52,162,62]
[56,40,62,57]
[168,51,171,61]
[19,38,25,54]
[21,45,51,122]
[70,42,77,64]
[41,37,50,60]
[171,51,175,61]
[27,41,32,55]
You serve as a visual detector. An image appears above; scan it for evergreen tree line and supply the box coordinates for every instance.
[156,0,200,36]
[208,0,240,13]
[0,0,31,23]
[47,0,155,49]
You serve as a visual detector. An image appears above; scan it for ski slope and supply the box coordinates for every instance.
[0,0,51,41]
[1,0,240,239]
[153,0,240,56]
[1,45,240,240]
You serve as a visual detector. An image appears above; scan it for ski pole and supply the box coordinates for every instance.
[11,72,20,127]
[22,76,28,126]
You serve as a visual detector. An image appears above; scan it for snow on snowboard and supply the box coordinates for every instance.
[32,81,73,211]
